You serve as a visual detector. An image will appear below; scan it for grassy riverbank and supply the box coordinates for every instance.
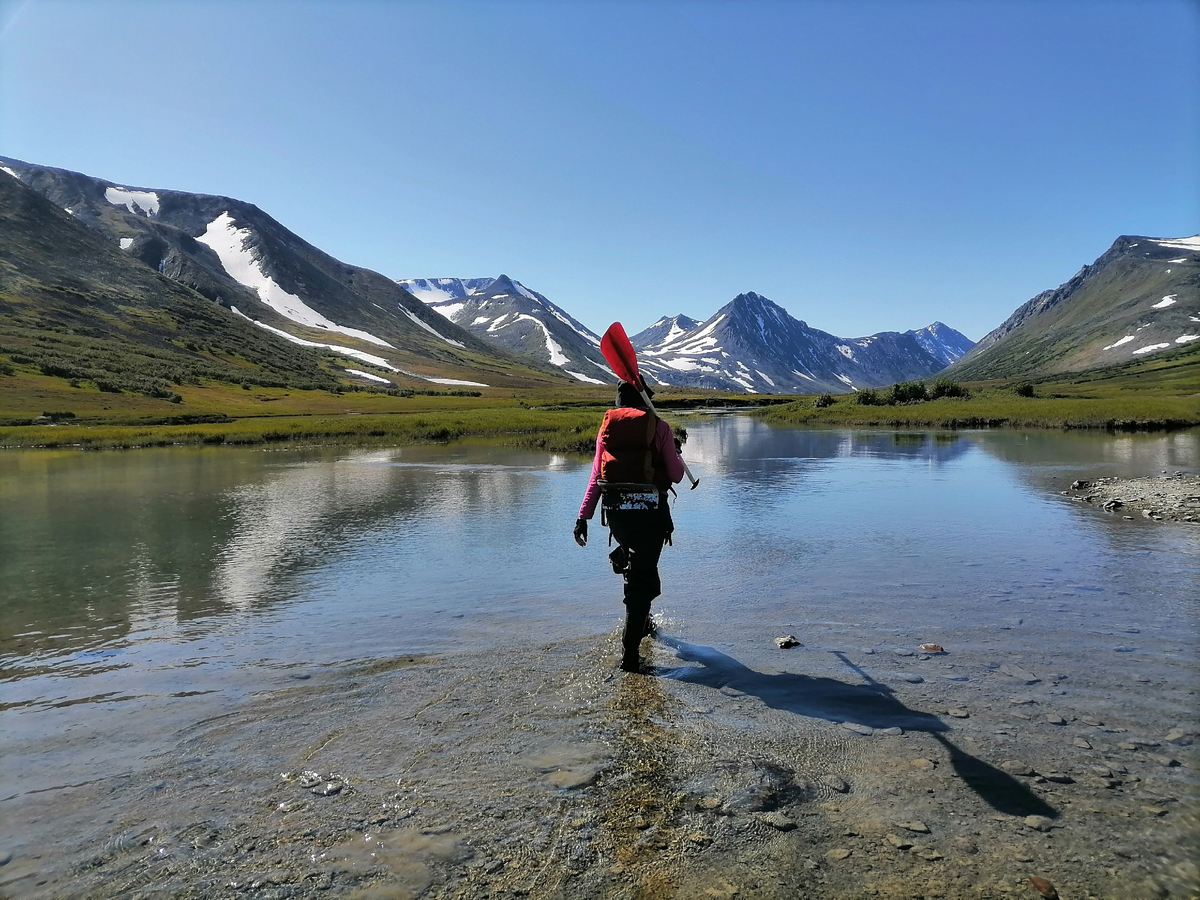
[0,379,774,451]
[760,346,1200,431]
[758,391,1200,430]
[2,344,1196,450]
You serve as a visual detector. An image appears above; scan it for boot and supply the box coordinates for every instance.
[620,600,652,672]
[643,613,658,640]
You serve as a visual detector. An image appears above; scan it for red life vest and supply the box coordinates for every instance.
[597,408,668,491]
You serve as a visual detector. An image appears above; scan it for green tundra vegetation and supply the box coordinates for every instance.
[761,341,1200,430]
[1,339,1196,452]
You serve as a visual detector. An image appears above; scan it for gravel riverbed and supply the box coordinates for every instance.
[1063,473,1200,524]
[5,625,1196,900]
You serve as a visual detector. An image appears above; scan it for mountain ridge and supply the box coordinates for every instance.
[949,234,1199,380]
[1,156,563,389]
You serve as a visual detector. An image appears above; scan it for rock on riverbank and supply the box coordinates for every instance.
[1064,473,1200,523]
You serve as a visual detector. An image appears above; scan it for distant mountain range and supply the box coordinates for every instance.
[629,294,973,393]
[397,275,612,383]
[5,154,1190,399]
[949,234,1199,380]
[400,277,973,392]
[0,156,559,390]
[403,279,973,393]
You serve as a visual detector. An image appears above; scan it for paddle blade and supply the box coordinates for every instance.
[600,322,641,387]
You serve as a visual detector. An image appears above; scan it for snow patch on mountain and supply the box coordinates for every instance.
[1133,342,1171,355]
[399,306,465,348]
[513,314,569,366]
[119,237,134,250]
[397,277,494,304]
[0,166,18,179]
[427,377,489,387]
[346,368,391,384]
[105,186,160,217]
[1151,235,1200,252]
[1104,335,1135,350]
[1152,295,1177,308]
[565,370,606,384]
[231,307,398,369]
[201,213,392,348]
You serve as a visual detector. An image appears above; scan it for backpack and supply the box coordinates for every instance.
[597,407,665,489]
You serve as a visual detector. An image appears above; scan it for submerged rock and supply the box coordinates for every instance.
[1024,815,1054,832]
[760,811,797,831]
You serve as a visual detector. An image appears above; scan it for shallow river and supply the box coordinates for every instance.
[1,419,1197,896]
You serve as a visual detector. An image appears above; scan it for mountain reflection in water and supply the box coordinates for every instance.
[0,421,1196,802]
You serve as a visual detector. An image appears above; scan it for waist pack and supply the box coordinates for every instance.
[598,481,674,547]
[598,481,661,512]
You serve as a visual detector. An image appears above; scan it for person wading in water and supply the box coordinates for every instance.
[574,381,686,672]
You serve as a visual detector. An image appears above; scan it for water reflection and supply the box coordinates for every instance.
[1,421,1197,810]
[684,416,971,479]
[0,446,582,663]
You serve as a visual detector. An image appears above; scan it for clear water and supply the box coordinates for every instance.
[1,420,1197,807]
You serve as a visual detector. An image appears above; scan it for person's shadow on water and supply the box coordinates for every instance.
[654,635,1056,820]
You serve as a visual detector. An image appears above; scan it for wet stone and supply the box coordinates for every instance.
[1024,815,1054,832]
[999,664,1040,684]
[760,811,797,831]
[1042,773,1074,784]
[1028,875,1059,900]
[1002,760,1036,776]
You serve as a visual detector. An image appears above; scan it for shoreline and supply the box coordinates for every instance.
[2,409,1198,454]
[4,626,1195,899]
[1063,473,1200,524]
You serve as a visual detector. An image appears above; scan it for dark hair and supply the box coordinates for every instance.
[615,380,653,409]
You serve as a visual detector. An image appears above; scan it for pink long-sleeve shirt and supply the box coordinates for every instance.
[578,416,685,519]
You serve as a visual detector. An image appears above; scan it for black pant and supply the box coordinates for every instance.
[607,503,673,656]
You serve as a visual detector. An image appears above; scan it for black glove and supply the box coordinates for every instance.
[673,436,683,455]
[573,517,588,547]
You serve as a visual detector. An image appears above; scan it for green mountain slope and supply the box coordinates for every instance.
[0,171,344,398]
[949,235,1199,381]
[1,157,565,389]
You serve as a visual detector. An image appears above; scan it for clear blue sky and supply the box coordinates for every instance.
[2,0,1197,340]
